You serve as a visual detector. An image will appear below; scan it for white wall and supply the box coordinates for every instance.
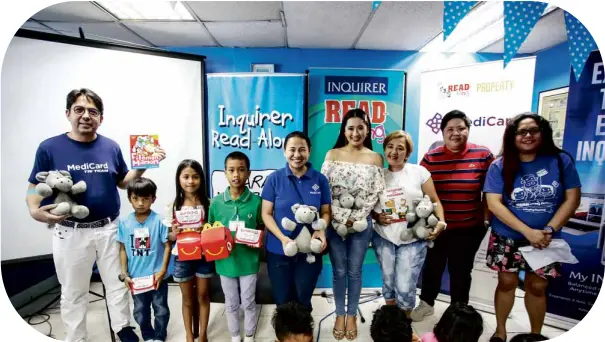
[1,36,204,261]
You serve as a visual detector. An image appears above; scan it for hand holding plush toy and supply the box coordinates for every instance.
[403,195,439,248]
[331,188,369,238]
[35,170,89,219]
[281,204,327,263]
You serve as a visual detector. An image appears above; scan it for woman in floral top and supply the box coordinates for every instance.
[321,109,385,341]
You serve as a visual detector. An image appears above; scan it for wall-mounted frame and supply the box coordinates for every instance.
[538,86,569,149]
[251,63,275,73]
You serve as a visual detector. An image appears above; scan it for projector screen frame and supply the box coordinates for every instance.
[1,29,207,264]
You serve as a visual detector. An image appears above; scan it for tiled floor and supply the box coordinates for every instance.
[27,282,568,341]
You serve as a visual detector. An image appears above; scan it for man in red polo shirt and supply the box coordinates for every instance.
[411,110,494,322]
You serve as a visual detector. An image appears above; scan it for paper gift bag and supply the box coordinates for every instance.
[176,231,202,261]
[200,222,234,261]
[174,207,203,231]
[130,275,155,295]
[235,227,264,248]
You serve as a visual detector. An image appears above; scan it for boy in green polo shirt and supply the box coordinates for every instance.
[208,151,263,342]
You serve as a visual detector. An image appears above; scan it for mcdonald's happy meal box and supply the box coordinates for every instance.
[200,222,234,261]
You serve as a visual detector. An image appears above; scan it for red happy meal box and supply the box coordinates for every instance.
[175,207,204,261]
[200,222,234,261]
[176,231,203,261]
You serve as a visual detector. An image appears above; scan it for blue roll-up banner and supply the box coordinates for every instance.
[547,50,604,325]
[206,73,306,196]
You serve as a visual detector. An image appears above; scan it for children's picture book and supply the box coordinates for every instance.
[130,135,161,169]
[379,187,409,223]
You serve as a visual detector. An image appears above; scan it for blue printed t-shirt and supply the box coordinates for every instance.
[261,163,331,255]
[117,210,169,278]
[483,153,581,240]
[28,133,129,222]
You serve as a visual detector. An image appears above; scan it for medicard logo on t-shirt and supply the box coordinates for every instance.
[66,162,110,174]
[509,168,559,214]
[310,183,321,195]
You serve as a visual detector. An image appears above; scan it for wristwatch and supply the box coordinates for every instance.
[543,226,555,234]
[118,273,129,282]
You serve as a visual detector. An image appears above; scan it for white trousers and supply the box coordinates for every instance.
[53,220,130,342]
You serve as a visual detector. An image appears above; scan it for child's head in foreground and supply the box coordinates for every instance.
[433,302,484,342]
[272,302,314,342]
[370,305,413,342]
[510,333,549,342]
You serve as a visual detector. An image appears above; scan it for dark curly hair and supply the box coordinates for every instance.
[510,333,549,342]
[370,305,413,342]
[434,303,483,342]
[272,302,314,341]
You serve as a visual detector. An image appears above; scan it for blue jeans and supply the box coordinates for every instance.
[326,218,373,316]
[132,280,170,341]
[173,258,215,282]
[267,251,323,310]
[372,232,428,310]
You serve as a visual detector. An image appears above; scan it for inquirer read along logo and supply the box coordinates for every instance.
[438,82,471,99]
[324,98,388,143]
[323,77,390,144]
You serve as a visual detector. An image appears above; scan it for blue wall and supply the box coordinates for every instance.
[531,42,572,112]
[169,44,572,163]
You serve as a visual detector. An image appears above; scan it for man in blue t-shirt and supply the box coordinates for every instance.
[25,88,166,342]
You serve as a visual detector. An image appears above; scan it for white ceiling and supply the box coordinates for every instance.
[21,1,568,53]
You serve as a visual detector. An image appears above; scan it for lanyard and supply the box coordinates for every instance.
[289,176,306,205]
[232,203,240,221]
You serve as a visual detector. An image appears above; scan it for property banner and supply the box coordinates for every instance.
[307,68,406,168]
[417,57,536,312]
[418,57,536,158]
[546,50,604,325]
[206,73,305,196]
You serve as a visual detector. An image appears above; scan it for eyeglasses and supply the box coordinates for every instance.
[72,106,101,118]
[515,128,541,137]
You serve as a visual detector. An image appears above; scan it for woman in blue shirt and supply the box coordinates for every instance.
[483,113,581,342]
[261,131,331,310]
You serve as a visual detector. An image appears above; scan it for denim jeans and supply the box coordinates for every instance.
[372,232,427,310]
[326,218,373,316]
[267,251,323,310]
[132,280,170,341]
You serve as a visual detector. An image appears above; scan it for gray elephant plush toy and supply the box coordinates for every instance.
[403,195,439,248]
[281,204,327,263]
[35,170,89,219]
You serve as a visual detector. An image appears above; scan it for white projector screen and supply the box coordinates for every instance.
[1,32,205,261]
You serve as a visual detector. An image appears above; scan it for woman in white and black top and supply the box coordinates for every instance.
[371,130,446,315]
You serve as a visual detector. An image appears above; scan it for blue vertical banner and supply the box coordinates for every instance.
[547,50,604,323]
[307,68,406,169]
[503,1,547,68]
[564,11,598,82]
[206,74,305,197]
[443,1,476,41]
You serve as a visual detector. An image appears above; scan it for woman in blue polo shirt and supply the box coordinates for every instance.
[261,131,331,310]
